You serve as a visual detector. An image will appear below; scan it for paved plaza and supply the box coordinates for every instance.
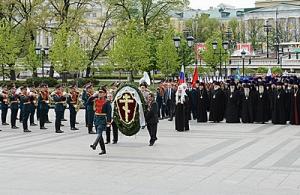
[0,110,300,195]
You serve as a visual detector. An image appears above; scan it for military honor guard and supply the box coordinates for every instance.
[85,84,96,134]
[52,84,67,133]
[38,84,50,130]
[90,87,112,155]
[29,86,38,126]
[0,85,9,125]
[67,85,80,130]
[19,86,31,132]
[9,87,19,129]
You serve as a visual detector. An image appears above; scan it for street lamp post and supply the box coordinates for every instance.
[278,51,284,68]
[173,35,194,76]
[264,20,272,58]
[241,50,246,77]
[35,46,49,77]
[212,40,229,77]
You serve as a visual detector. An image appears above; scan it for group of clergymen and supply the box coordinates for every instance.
[155,76,300,131]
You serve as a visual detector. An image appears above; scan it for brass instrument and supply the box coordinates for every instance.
[71,91,82,112]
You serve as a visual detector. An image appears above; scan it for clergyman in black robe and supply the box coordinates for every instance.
[225,82,240,123]
[254,82,270,123]
[290,82,300,125]
[209,82,226,122]
[196,82,209,123]
[271,82,287,125]
[240,84,255,123]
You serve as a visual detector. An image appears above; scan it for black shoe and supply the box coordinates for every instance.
[89,131,96,134]
[56,130,64,133]
[2,123,9,125]
[105,141,110,144]
[168,119,173,121]
[46,121,52,123]
[149,142,154,146]
[75,122,79,124]
[24,129,31,132]
[40,127,47,130]
[99,151,106,155]
[90,145,96,150]
[30,123,37,126]
[60,124,64,126]
[112,141,117,144]
[71,127,79,130]
[12,126,19,129]
[61,119,67,121]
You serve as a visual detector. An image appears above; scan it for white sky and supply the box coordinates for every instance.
[189,0,256,9]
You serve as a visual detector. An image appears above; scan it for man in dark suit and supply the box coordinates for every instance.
[164,83,176,121]
[145,93,159,146]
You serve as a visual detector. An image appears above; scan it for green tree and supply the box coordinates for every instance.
[0,20,20,81]
[271,66,283,75]
[247,19,264,52]
[108,22,150,82]
[23,42,40,77]
[186,14,220,42]
[49,24,88,83]
[156,31,179,76]
[256,67,268,74]
[201,34,229,74]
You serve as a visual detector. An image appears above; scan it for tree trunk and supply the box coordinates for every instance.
[128,70,134,82]
[86,65,91,78]
[49,66,54,78]
[62,72,67,84]
[33,68,37,77]
[9,64,16,81]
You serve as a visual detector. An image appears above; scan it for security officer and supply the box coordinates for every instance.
[9,87,19,129]
[53,84,66,133]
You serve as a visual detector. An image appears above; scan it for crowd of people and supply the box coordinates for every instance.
[155,76,300,131]
[1,76,300,154]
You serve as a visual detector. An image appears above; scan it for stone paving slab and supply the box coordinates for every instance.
[0,110,300,194]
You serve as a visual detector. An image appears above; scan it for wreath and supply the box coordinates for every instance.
[113,83,146,136]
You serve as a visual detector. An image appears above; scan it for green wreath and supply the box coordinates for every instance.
[113,83,146,136]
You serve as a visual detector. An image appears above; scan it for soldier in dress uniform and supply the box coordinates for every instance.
[90,87,112,155]
[9,87,19,129]
[38,84,49,130]
[0,85,9,125]
[67,85,79,130]
[85,84,96,134]
[19,86,31,132]
[52,84,66,133]
[29,86,38,126]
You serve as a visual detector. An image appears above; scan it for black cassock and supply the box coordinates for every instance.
[209,88,226,122]
[175,96,190,131]
[225,90,240,123]
[284,89,291,121]
[271,89,287,124]
[290,89,300,125]
[196,88,209,122]
[240,91,255,123]
[254,91,270,123]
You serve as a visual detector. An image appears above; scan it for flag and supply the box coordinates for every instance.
[179,65,185,84]
[191,65,199,87]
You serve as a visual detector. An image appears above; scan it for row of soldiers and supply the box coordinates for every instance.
[155,77,300,126]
